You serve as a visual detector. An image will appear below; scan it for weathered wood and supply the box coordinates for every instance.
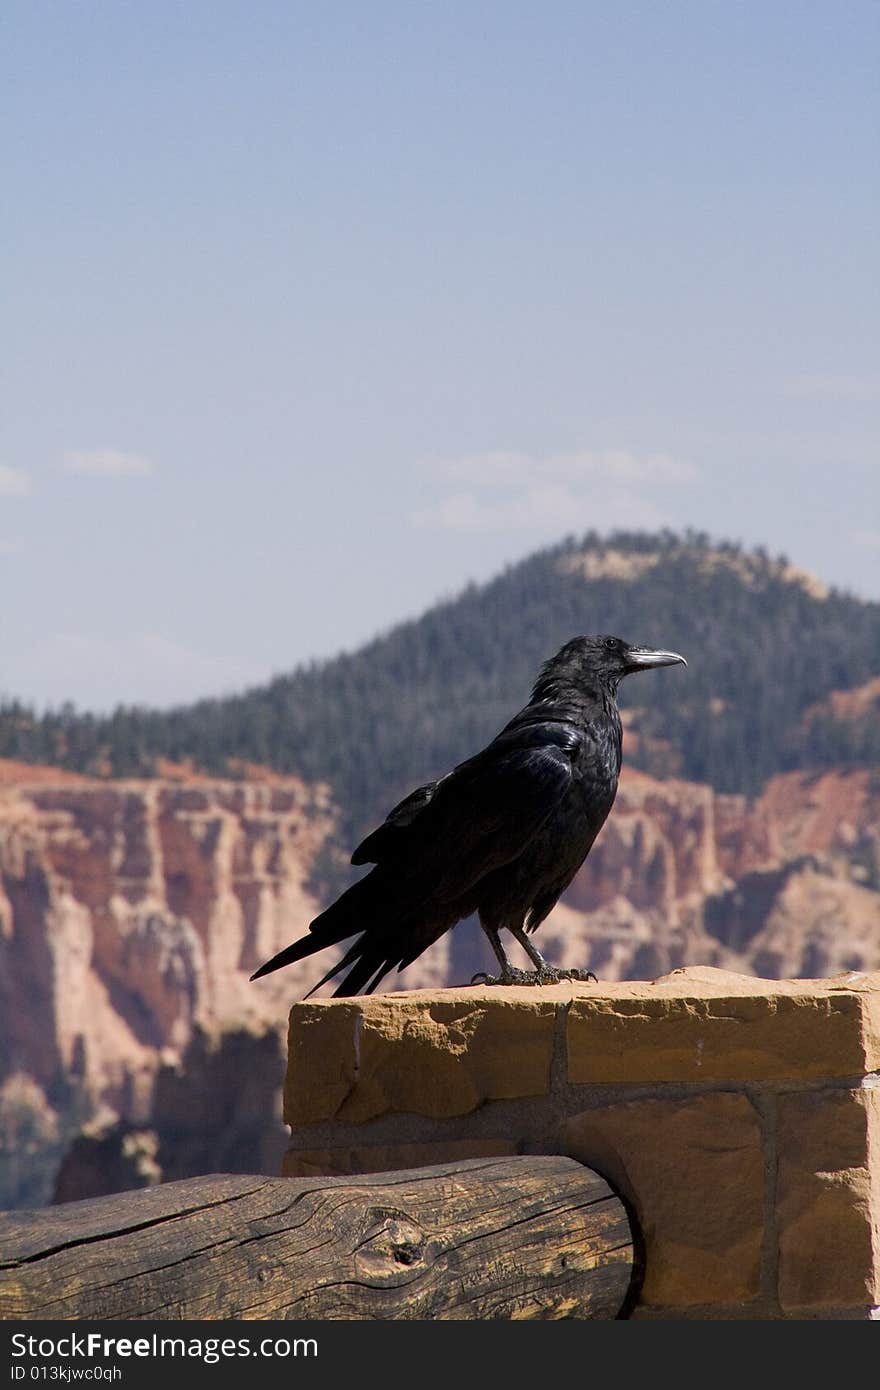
[0,1156,634,1320]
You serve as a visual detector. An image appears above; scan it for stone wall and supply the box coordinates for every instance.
[282,966,880,1319]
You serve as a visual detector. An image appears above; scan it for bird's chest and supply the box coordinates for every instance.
[566,762,618,842]
[536,729,616,865]
[570,714,621,812]
[512,766,617,910]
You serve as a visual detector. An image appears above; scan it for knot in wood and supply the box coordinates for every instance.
[353,1208,432,1285]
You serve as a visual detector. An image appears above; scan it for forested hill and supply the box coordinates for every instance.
[3,532,879,860]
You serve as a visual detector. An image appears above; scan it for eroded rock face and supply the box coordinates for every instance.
[1,762,878,1207]
[0,777,334,1206]
[52,1025,289,1203]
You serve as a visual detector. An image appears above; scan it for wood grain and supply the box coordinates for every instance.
[0,1156,634,1320]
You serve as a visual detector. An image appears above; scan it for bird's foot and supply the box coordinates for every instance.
[470,967,535,987]
[530,965,599,985]
[470,966,598,987]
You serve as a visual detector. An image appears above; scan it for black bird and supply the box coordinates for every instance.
[251,635,686,997]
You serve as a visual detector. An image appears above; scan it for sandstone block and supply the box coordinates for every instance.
[561,1091,764,1307]
[285,987,558,1126]
[566,969,880,1084]
[776,1086,880,1310]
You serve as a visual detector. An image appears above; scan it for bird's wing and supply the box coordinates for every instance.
[352,721,581,900]
[351,781,442,864]
[252,721,583,996]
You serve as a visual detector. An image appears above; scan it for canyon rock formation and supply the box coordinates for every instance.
[1,761,878,1207]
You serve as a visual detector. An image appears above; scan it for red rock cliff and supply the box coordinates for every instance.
[1,763,878,1207]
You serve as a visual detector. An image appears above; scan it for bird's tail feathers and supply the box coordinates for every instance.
[251,870,431,997]
[301,936,369,997]
[249,875,375,982]
[308,904,432,998]
[307,947,396,999]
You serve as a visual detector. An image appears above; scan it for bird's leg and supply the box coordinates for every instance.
[470,925,533,986]
[509,925,552,973]
[508,925,598,985]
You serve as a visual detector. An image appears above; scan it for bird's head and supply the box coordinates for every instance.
[533,634,687,700]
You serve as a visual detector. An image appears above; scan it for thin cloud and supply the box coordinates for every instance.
[427,448,698,487]
[414,448,698,533]
[415,486,667,533]
[784,375,880,403]
[0,464,31,496]
[63,448,155,478]
[852,528,880,550]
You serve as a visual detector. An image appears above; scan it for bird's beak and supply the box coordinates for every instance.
[626,647,688,670]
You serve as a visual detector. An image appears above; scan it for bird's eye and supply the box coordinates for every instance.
[603,637,617,650]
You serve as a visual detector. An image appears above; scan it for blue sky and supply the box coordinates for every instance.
[2,1,878,709]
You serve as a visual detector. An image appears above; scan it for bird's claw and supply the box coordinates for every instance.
[470,966,598,987]
[532,965,599,985]
[469,967,534,987]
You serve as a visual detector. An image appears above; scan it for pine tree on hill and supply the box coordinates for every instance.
[2,532,878,881]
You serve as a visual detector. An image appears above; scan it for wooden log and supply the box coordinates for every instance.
[0,1155,634,1320]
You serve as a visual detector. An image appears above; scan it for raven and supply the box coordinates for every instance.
[251,634,686,997]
